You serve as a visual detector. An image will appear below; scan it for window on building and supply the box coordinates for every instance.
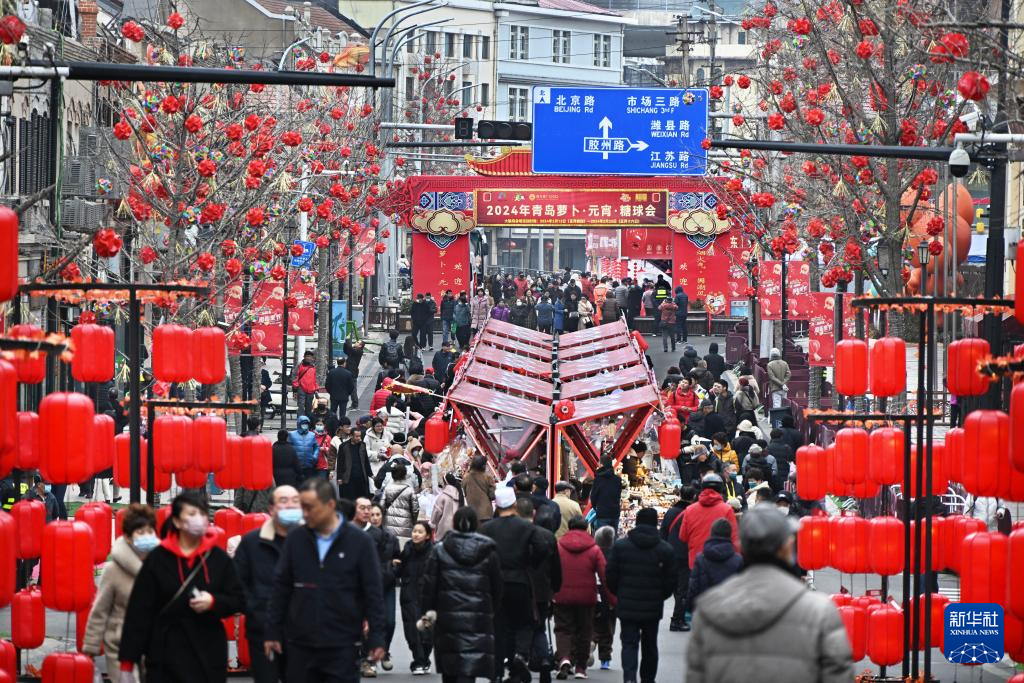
[737,30,747,45]
[406,35,416,53]
[405,76,415,100]
[481,35,491,59]
[462,80,473,103]
[509,86,529,121]
[593,34,611,67]
[463,34,474,58]
[445,32,457,57]
[480,82,490,107]
[696,67,706,84]
[425,31,437,54]
[552,30,570,63]
[509,26,529,59]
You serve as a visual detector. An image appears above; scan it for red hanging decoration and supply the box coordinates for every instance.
[658,419,682,460]
[11,498,44,558]
[834,339,868,396]
[868,337,906,397]
[152,325,193,383]
[961,531,1008,605]
[41,652,93,682]
[176,468,208,489]
[113,434,169,492]
[214,507,243,540]
[834,428,869,484]
[242,436,273,490]
[867,605,903,666]
[91,414,115,474]
[11,586,44,649]
[796,515,830,570]
[962,409,1008,496]
[0,206,17,303]
[0,638,14,682]
[192,327,226,385]
[41,520,95,612]
[423,413,449,454]
[944,427,964,483]
[70,324,115,383]
[0,511,14,607]
[39,392,95,484]
[215,435,244,490]
[193,416,227,472]
[0,361,14,476]
[911,593,949,651]
[831,516,870,574]
[1012,382,1024,473]
[8,325,46,384]
[867,516,904,576]
[795,445,828,500]
[73,502,112,564]
[630,330,649,352]
[838,605,867,662]
[907,443,948,498]
[154,415,193,473]
[14,410,38,471]
[944,515,986,573]
[947,338,991,396]
[1011,528,1024,620]
[868,427,903,485]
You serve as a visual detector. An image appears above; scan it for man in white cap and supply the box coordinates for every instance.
[686,506,853,682]
[766,348,791,409]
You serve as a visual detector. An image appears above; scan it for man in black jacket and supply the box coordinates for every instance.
[410,294,431,354]
[422,292,438,351]
[431,341,456,386]
[438,289,456,347]
[343,338,365,381]
[703,342,727,380]
[659,486,697,631]
[266,479,385,683]
[234,485,302,683]
[589,457,622,532]
[766,428,795,491]
[626,280,643,329]
[325,359,357,421]
[606,508,676,683]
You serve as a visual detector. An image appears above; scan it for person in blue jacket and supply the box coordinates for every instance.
[553,298,566,334]
[288,415,319,482]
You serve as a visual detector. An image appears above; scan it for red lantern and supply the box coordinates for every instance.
[796,445,828,500]
[11,586,44,649]
[194,416,227,472]
[834,428,869,484]
[91,414,115,474]
[867,605,903,666]
[15,410,38,470]
[907,443,948,498]
[834,339,868,396]
[868,516,904,575]
[944,427,964,483]
[909,517,946,572]
[945,515,986,573]
[11,498,44,558]
[152,324,193,382]
[74,502,112,564]
[214,507,244,540]
[961,531,1008,605]
[1008,528,1024,619]
[1009,614,1024,663]
[154,415,193,473]
[0,206,17,303]
[0,639,14,681]
[113,434,169,492]
[832,516,870,573]
[192,327,226,385]
[242,512,270,534]
[0,361,14,474]
[658,419,682,460]
[555,399,576,420]
[8,325,46,384]
[963,409,1007,496]
[796,515,830,570]
[1012,382,1024,473]
[869,427,903,485]
[176,468,208,489]
[39,392,94,484]
[831,593,854,608]
[868,337,906,397]
[41,520,95,611]
[242,436,273,490]
[70,324,114,383]
[215,434,244,490]
[630,330,649,352]
[838,605,867,661]
[947,338,991,396]
[1000,454,1024,501]
[0,511,14,607]
[910,593,949,650]
[41,652,93,682]
[423,413,449,454]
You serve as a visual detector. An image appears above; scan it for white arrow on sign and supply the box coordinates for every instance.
[582,117,649,158]
[598,116,613,159]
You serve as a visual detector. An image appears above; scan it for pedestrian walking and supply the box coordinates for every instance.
[553,298,565,333]
[591,526,616,671]
[432,341,457,386]
[233,486,302,683]
[463,454,496,522]
[686,505,854,683]
[577,296,595,329]
[366,504,401,677]
[397,521,435,674]
[659,487,697,631]
[599,293,620,325]
[336,427,373,503]
[82,504,158,678]
[470,287,493,332]
[605,508,675,683]
[379,330,405,371]
[535,295,554,333]
[673,286,689,342]
[265,479,386,683]
[521,497,561,682]
[439,290,456,347]
[588,456,622,532]
[118,492,244,683]
[431,472,464,541]
[766,348,792,409]
[421,507,504,683]
[423,292,438,350]
[288,416,319,483]
[658,297,678,352]
[381,464,420,540]
[678,474,739,569]
[553,517,610,680]
[325,359,357,422]
[552,481,582,539]
[703,342,726,380]
[686,518,742,615]
[292,351,319,419]
[454,292,473,348]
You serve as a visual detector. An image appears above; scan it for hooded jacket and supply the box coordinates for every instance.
[686,536,743,612]
[669,385,700,421]
[679,346,700,375]
[233,518,286,637]
[686,564,854,683]
[83,536,145,674]
[382,479,419,538]
[288,420,319,468]
[588,466,623,521]
[431,484,461,541]
[553,529,609,606]
[421,531,503,679]
[679,489,739,568]
[605,524,676,622]
[272,440,302,488]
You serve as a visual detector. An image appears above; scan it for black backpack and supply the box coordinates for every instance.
[382,340,401,365]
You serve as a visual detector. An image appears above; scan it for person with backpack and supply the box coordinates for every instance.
[292,351,319,419]
[381,464,419,540]
[379,331,404,371]
[686,518,743,614]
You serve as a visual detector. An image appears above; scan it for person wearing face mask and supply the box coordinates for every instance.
[118,491,244,683]
[313,420,333,479]
[234,486,302,683]
[289,415,320,483]
[83,504,158,678]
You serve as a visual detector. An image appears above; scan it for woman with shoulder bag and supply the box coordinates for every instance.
[117,491,244,683]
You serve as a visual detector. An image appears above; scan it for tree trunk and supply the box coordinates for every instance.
[316,248,331,385]
[229,353,244,432]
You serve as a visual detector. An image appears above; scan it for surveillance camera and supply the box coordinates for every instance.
[949,146,971,178]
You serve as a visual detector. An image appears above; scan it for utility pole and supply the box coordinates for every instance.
[707,0,718,85]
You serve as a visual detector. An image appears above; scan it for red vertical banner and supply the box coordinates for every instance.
[786,261,812,320]
[411,233,471,300]
[672,233,750,315]
[808,292,836,367]
[223,278,243,325]
[758,261,783,320]
[843,304,868,339]
[250,280,284,357]
[354,228,377,276]
[287,272,316,337]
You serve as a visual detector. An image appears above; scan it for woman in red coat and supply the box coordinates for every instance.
[668,378,700,422]
[552,517,613,680]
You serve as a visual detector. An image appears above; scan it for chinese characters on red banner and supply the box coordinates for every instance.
[476,189,668,227]
[621,228,673,259]
[672,233,750,315]
[758,261,784,320]
[786,261,811,320]
[411,233,471,301]
[251,280,284,357]
[288,272,316,337]
[354,228,377,276]
[808,292,835,367]
[224,278,243,325]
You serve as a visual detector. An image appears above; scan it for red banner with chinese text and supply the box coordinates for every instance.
[476,189,668,227]
[251,280,285,357]
[621,228,673,260]
[354,228,377,276]
[758,261,784,320]
[223,278,243,325]
[586,229,619,259]
[411,233,471,301]
[808,292,835,367]
[288,272,316,337]
[672,233,750,315]
[786,261,812,320]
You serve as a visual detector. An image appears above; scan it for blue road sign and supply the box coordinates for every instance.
[531,87,709,176]
[290,240,316,268]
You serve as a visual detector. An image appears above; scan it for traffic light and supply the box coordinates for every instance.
[454,117,474,140]
[477,120,533,140]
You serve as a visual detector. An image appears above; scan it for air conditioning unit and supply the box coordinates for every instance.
[60,199,109,231]
[62,156,100,197]
[79,127,106,156]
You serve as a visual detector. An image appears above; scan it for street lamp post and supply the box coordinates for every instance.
[918,241,931,296]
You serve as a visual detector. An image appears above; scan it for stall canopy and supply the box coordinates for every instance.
[446,318,661,479]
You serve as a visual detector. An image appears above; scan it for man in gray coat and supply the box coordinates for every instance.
[766,348,792,409]
[686,505,854,683]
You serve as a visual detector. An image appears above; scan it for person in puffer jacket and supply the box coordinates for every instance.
[686,518,743,613]
[381,464,419,540]
[552,517,612,680]
[287,415,319,481]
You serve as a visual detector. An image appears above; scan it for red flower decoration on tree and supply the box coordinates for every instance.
[184,114,203,133]
[121,20,144,42]
[0,15,26,44]
[166,12,184,29]
[113,120,132,140]
[78,311,97,325]
[335,266,349,280]
[804,108,825,126]
[374,242,387,254]
[316,235,330,248]
[709,86,723,100]
[160,95,180,114]
[281,131,302,147]
[270,265,287,281]
[93,229,123,257]
[297,197,314,212]
[225,258,242,278]
[194,252,216,272]
[140,245,158,264]
[197,159,217,177]
[957,71,990,101]
[246,207,266,226]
